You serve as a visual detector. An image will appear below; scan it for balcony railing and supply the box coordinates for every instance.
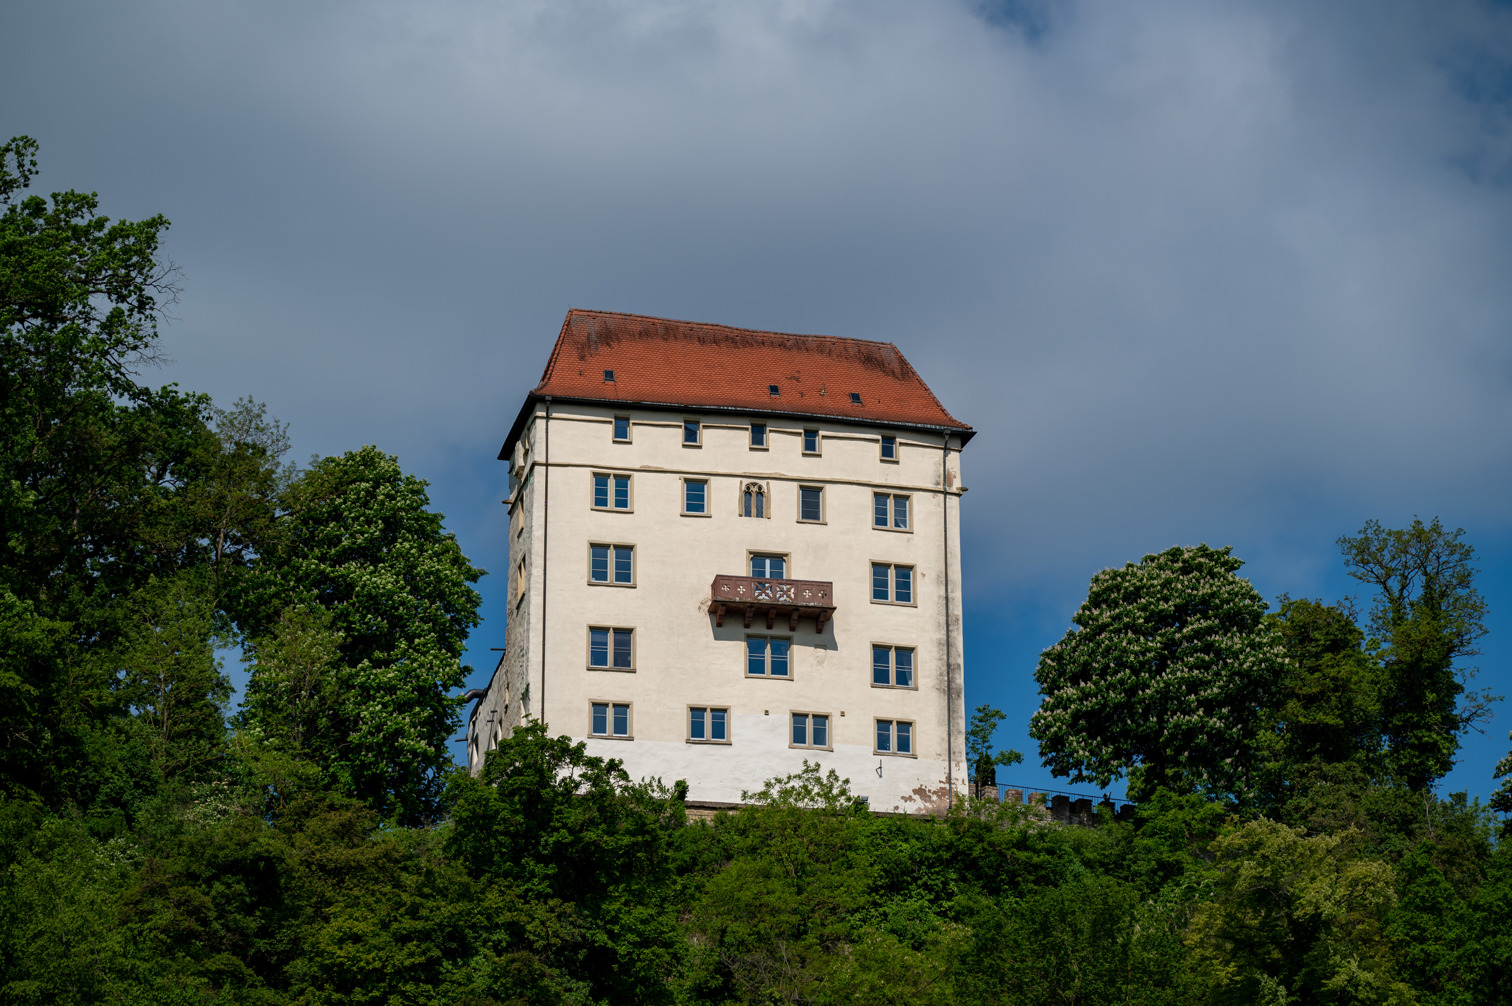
[711,574,835,632]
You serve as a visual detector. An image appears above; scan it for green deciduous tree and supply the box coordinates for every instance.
[1185,820,1413,1006]
[1339,518,1494,791]
[0,133,184,606]
[996,874,1184,1006]
[244,446,484,825]
[112,572,230,782]
[1492,737,1512,834]
[966,703,1023,789]
[1030,544,1286,801]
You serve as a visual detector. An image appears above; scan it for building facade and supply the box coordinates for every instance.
[467,310,973,813]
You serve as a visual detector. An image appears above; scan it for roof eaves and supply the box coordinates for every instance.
[499,394,973,459]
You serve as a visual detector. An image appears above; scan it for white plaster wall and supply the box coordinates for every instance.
[494,400,968,813]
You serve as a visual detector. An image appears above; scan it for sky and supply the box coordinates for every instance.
[5,0,1511,801]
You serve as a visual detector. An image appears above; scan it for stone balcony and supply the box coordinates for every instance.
[711,574,835,632]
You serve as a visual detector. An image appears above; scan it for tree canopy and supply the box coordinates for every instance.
[5,133,1512,1005]
[1030,544,1286,801]
[1339,517,1493,790]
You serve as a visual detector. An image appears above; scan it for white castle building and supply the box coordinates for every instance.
[466,310,973,813]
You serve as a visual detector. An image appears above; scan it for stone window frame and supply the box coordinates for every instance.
[587,542,636,587]
[589,700,634,740]
[875,717,916,757]
[686,705,732,744]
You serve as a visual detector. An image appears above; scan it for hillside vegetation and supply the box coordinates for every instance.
[5,134,1512,1005]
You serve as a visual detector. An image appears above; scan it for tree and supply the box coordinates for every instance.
[1184,819,1413,1005]
[1029,544,1285,802]
[1492,737,1512,834]
[0,134,185,606]
[112,572,230,782]
[1254,596,1388,813]
[965,703,1023,789]
[1338,518,1494,791]
[243,446,484,824]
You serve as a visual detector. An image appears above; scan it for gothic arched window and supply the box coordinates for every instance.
[741,482,767,518]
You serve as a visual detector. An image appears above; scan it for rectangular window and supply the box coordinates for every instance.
[588,627,634,670]
[688,706,729,743]
[872,493,909,530]
[749,553,787,579]
[871,645,915,687]
[802,429,820,454]
[683,479,708,515]
[798,486,824,523]
[876,719,914,755]
[880,435,897,460]
[613,416,631,442]
[750,423,767,448]
[683,419,701,445]
[589,544,634,585]
[591,702,632,738]
[593,473,632,511]
[791,712,830,749]
[870,563,914,604]
[746,636,791,677]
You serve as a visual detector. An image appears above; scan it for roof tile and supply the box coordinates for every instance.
[531,309,970,431]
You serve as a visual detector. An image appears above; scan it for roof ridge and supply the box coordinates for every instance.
[560,307,905,352]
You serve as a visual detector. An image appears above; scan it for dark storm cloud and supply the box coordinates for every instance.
[4,0,1511,793]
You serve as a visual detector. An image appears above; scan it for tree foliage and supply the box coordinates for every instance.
[7,133,1512,1005]
[1339,518,1494,791]
[241,446,485,825]
[1030,544,1286,800]
[966,703,1023,788]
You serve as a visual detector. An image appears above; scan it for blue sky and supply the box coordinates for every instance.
[4,0,1510,801]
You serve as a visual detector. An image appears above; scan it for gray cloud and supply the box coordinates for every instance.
[5,0,1511,794]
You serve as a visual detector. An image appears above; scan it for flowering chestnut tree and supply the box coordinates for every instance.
[1029,545,1285,801]
[244,446,484,824]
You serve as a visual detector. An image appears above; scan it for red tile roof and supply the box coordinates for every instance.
[502,310,969,457]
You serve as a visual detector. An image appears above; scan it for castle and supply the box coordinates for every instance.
[466,310,973,813]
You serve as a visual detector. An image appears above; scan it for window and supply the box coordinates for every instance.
[602,369,615,382]
[746,636,791,678]
[588,627,634,670]
[880,435,897,460]
[683,419,701,445]
[849,392,862,404]
[514,557,526,606]
[593,473,632,511]
[791,712,831,749]
[688,706,729,743]
[872,492,909,530]
[589,544,634,585]
[683,478,708,515]
[870,563,914,604]
[591,701,631,738]
[749,553,786,579]
[769,384,780,396]
[875,719,913,755]
[613,416,630,442]
[741,482,767,518]
[750,423,767,448]
[802,428,820,454]
[872,645,915,688]
[798,486,824,523]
